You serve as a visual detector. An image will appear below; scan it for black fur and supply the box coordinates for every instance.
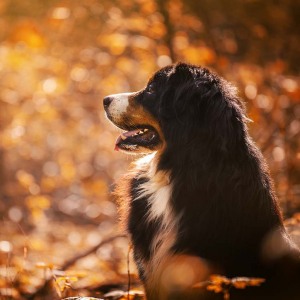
[107,63,300,299]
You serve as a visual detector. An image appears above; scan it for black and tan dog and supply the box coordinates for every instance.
[103,63,300,299]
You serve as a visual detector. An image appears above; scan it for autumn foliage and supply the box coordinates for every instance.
[0,0,299,299]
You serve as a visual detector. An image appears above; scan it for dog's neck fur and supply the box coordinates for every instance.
[117,138,299,300]
[128,142,290,275]
[115,139,300,300]
[158,140,289,274]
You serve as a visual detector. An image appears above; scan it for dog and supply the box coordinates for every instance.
[103,63,300,299]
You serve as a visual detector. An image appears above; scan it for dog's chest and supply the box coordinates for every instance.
[128,168,178,278]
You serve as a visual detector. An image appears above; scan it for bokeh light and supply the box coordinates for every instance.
[0,0,299,298]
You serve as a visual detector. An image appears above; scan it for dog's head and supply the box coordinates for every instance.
[103,63,246,155]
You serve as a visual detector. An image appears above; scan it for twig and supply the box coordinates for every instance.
[62,234,127,270]
[24,234,127,299]
[127,243,132,300]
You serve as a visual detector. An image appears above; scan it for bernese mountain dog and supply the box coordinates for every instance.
[103,63,300,299]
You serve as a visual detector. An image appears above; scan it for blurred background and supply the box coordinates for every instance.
[0,0,299,299]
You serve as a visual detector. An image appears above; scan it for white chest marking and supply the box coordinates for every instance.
[136,168,172,225]
[148,184,172,223]
[134,155,180,281]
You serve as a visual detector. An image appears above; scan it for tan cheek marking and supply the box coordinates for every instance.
[124,96,165,145]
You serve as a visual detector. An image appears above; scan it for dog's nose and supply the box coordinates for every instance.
[103,96,113,109]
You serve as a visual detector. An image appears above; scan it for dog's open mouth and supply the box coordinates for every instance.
[115,126,160,152]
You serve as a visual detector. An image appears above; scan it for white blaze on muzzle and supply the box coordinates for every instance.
[105,92,133,120]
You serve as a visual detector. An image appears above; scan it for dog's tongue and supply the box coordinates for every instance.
[114,129,141,151]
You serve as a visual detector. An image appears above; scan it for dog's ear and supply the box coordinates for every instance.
[158,82,191,120]
[201,87,246,154]
[158,65,247,154]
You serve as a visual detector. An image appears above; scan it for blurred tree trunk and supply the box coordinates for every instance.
[0,149,4,192]
[0,150,6,210]
[156,0,176,61]
[0,106,6,199]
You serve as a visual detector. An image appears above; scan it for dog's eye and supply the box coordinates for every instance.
[146,83,155,94]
